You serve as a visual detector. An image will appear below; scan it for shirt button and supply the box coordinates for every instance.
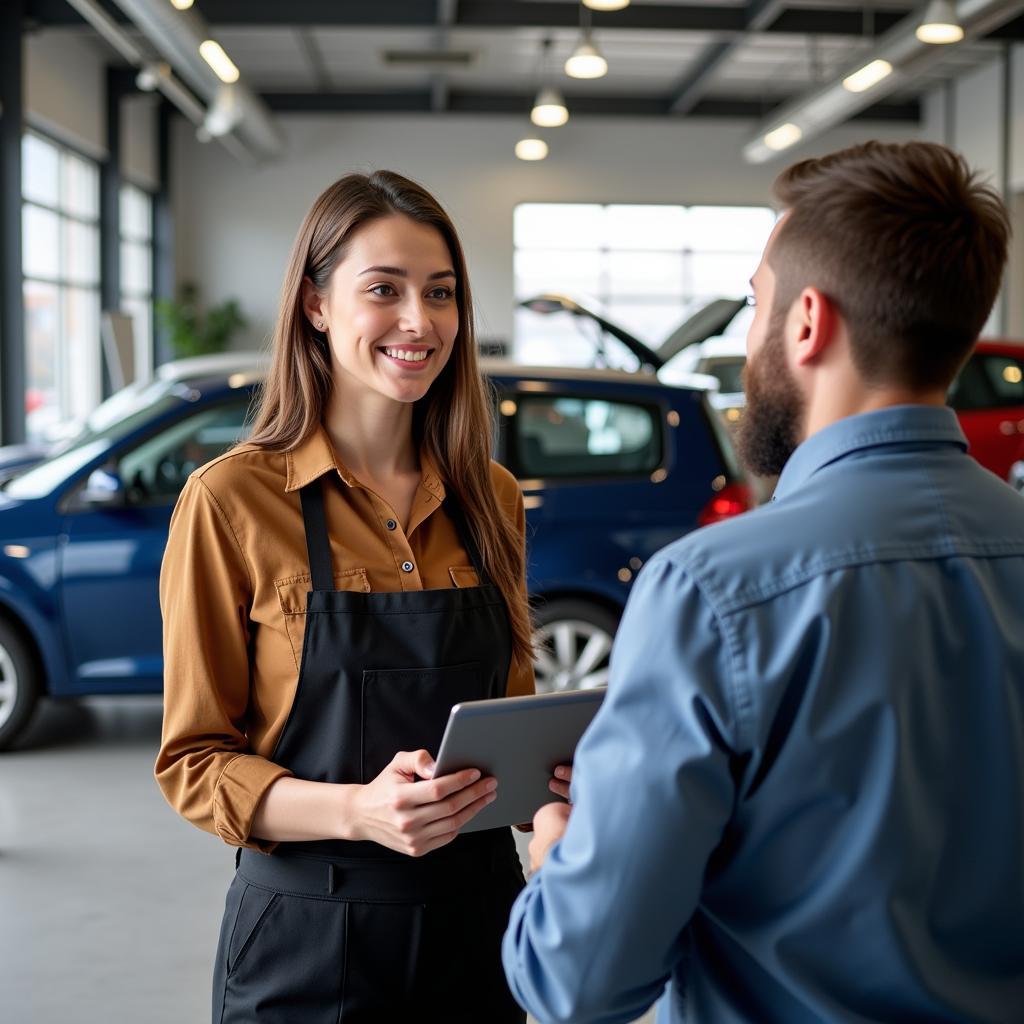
[386,519,397,531]
[401,560,415,573]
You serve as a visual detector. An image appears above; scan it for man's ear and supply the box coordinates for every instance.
[792,286,838,367]
[300,276,325,328]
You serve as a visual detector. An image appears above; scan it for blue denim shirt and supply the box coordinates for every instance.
[503,405,1024,1024]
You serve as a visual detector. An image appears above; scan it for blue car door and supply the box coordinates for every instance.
[58,399,251,693]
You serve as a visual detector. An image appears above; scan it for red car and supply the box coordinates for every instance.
[948,340,1024,481]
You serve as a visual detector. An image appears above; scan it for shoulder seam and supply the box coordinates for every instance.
[193,476,254,594]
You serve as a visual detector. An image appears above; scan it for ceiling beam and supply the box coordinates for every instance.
[25,0,918,36]
[261,88,919,122]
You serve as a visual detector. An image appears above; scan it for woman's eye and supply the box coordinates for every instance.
[370,284,397,297]
[428,287,454,301]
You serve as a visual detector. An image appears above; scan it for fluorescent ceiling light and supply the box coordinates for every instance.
[842,59,893,93]
[170,0,194,9]
[916,0,965,42]
[565,40,608,79]
[764,122,803,151]
[531,87,569,127]
[199,39,240,83]
[515,137,549,161]
[583,0,629,9]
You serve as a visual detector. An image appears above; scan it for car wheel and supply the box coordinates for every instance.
[532,600,619,694]
[0,619,40,752]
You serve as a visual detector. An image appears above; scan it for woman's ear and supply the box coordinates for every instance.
[300,276,326,331]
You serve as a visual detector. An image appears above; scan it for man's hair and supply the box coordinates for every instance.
[769,141,1011,391]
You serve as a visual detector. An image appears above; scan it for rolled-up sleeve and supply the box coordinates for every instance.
[155,475,291,851]
[502,554,742,1023]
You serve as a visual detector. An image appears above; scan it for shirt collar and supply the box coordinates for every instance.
[284,423,446,501]
[773,404,967,501]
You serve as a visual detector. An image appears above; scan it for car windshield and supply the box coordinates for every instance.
[703,357,746,395]
[5,379,189,499]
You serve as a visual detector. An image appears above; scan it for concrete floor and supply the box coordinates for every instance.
[1,697,655,1024]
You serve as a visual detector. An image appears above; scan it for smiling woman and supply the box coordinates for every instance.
[155,170,537,1023]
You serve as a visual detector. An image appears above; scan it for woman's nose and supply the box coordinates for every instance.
[398,297,430,336]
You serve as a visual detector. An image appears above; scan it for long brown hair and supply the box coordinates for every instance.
[247,170,533,666]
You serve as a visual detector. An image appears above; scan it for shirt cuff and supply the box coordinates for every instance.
[213,753,293,852]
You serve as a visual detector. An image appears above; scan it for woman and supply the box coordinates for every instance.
[156,170,554,1022]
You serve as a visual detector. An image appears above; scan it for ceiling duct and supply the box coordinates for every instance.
[108,0,284,162]
[382,50,478,68]
[743,0,1024,163]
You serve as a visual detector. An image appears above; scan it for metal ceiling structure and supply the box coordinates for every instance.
[25,0,1023,124]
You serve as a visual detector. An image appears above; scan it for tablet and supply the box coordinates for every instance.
[432,688,605,834]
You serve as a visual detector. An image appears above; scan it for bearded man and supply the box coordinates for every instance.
[503,141,1023,1024]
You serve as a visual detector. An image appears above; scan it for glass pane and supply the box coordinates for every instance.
[22,134,60,207]
[605,205,687,251]
[514,204,604,250]
[117,401,252,505]
[981,355,1024,405]
[64,287,102,423]
[63,152,99,220]
[606,251,684,298]
[688,252,760,302]
[685,206,777,253]
[23,279,61,441]
[514,395,660,478]
[120,183,152,241]
[513,307,606,368]
[120,240,152,295]
[515,249,601,301]
[66,220,100,286]
[23,204,60,279]
[603,300,688,350]
[121,295,153,380]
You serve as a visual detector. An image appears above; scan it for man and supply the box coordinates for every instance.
[502,141,1023,1023]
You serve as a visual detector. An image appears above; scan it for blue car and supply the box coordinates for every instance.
[0,354,749,749]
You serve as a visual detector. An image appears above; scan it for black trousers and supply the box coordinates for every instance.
[212,848,527,1023]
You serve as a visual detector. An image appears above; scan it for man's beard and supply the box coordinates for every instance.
[735,314,804,478]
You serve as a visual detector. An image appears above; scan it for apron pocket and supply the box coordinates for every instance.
[226,883,280,975]
[360,661,484,783]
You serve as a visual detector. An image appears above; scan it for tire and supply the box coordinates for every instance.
[0,618,41,752]
[531,599,620,694]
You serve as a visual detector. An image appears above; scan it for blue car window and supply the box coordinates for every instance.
[512,394,661,479]
[117,401,253,506]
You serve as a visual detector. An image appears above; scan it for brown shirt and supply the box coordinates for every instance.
[155,425,534,851]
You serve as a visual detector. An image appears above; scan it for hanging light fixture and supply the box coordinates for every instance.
[841,58,893,93]
[915,0,965,43]
[530,38,569,127]
[531,87,569,126]
[515,136,549,161]
[566,2,608,79]
[583,0,629,10]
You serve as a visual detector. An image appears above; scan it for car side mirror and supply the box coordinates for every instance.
[78,467,126,508]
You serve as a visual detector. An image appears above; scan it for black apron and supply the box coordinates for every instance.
[212,476,526,1023]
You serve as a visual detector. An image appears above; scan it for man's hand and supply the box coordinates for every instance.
[528,801,572,873]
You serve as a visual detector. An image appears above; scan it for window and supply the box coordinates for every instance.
[509,394,661,479]
[981,354,1024,406]
[22,131,102,441]
[949,352,1024,411]
[116,400,252,505]
[514,203,775,368]
[119,182,154,382]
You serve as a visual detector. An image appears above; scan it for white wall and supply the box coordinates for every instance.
[172,114,920,351]
[921,47,1024,337]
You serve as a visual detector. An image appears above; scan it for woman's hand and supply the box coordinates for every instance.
[548,764,572,801]
[348,749,497,857]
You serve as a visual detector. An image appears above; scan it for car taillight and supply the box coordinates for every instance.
[698,481,752,526]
